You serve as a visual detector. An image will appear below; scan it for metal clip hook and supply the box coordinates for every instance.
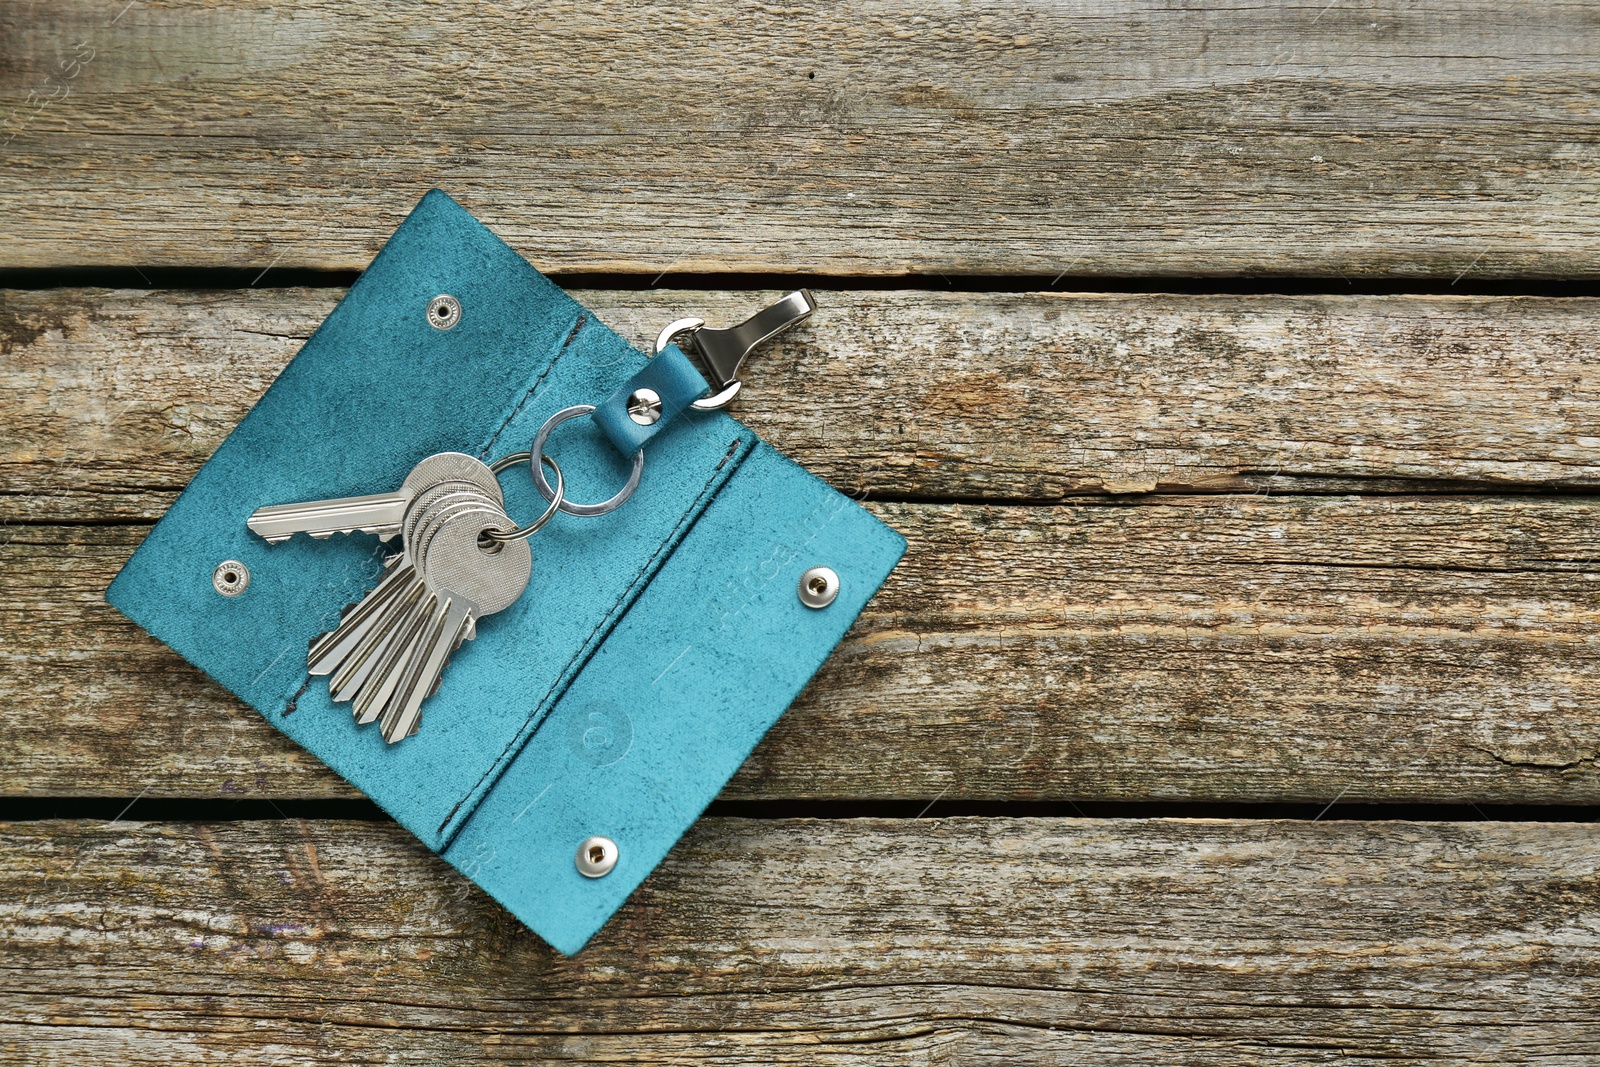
[652,289,817,410]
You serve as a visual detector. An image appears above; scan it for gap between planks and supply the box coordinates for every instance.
[4,795,1600,825]
[12,268,1600,300]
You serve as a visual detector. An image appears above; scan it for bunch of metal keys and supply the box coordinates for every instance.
[242,290,815,744]
[246,451,562,742]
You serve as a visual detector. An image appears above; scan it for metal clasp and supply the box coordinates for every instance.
[652,289,817,410]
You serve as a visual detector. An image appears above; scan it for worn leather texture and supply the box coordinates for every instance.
[105,189,906,954]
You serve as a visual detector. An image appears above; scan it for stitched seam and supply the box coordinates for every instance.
[476,312,587,459]
[561,437,745,669]
[436,433,751,840]
[281,676,314,717]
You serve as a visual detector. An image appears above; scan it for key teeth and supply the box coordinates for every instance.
[326,580,482,742]
[256,525,403,546]
[349,585,432,723]
[376,595,471,744]
[309,558,421,700]
[311,582,476,741]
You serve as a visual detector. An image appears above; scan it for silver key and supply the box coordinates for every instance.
[246,452,503,543]
[348,502,530,742]
[377,505,518,741]
[303,485,503,700]
[253,451,533,742]
[337,493,500,723]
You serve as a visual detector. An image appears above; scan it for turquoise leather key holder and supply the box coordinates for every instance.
[105,190,906,955]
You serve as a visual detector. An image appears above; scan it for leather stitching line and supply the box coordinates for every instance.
[477,311,587,459]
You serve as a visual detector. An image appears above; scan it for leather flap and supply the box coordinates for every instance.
[445,442,906,954]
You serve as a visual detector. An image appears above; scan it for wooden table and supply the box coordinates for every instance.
[4,2,1599,1062]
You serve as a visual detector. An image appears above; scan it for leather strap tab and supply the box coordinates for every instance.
[591,343,709,455]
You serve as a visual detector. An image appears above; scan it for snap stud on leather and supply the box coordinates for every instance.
[576,835,618,878]
[626,387,663,426]
[426,294,461,330]
[798,565,839,609]
[212,560,250,597]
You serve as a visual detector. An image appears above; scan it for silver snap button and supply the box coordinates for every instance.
[213,560,250,597]
[626,387,663,426]
[798,565,839,609]
[426,294,461,330]
[576,835,618,878]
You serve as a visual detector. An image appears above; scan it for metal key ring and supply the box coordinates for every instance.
[481,453,565,544]
[529,404,644,517]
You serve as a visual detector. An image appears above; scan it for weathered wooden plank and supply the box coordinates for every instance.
[9,288,1600,522]
[3,1,1600,277]
[9,495,1600,804]
[4,817,1596,1064]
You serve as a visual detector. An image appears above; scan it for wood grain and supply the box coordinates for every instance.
[5,816,1597,1064]
[4,1,1600,277]
[10,493,1600,804]
[10,288,1600,522]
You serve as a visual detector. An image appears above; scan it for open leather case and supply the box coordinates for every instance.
[107,190,906,954]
